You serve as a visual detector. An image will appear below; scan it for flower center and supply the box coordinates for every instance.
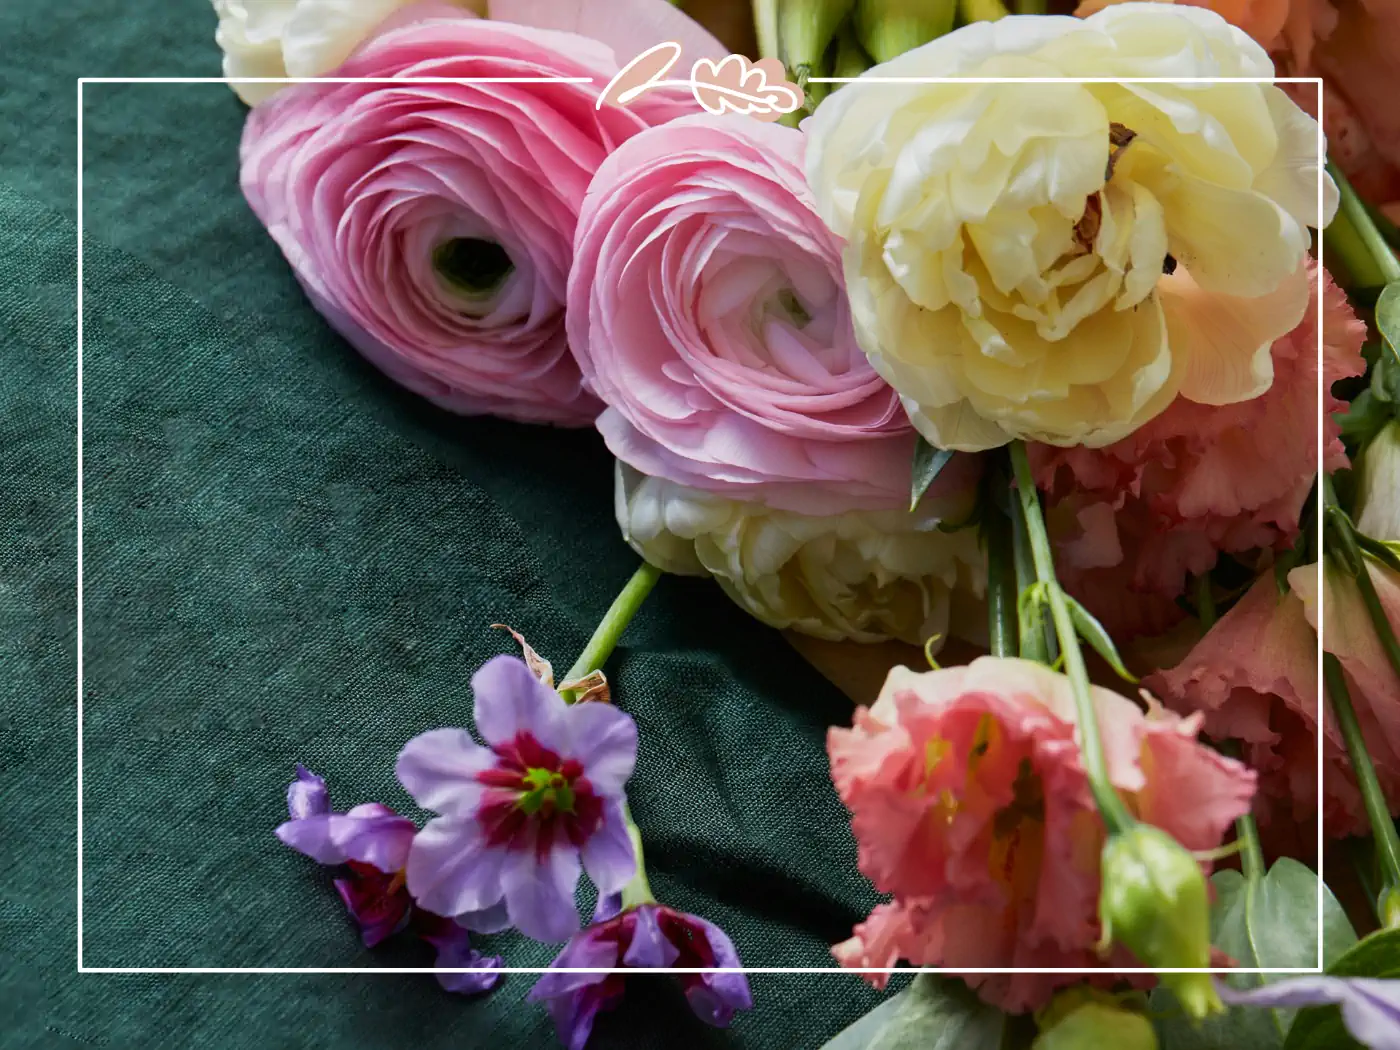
[517,766,576,816]
[432,237,514,297]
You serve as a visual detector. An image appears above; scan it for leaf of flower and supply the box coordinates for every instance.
[1062,590,1138,684]
[910,436,956,512]
[1376,281,1400,365]
[819,975,1007,1050]
[1151,860,1356,1050]
[1283,928,1400,1050]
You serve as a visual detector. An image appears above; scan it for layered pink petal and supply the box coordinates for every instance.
[829,657,1254,1012]
[240,14,688,424]
[569,114,926,515]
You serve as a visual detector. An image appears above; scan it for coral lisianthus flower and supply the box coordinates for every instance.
[828,658,1254,1011]
[804,5,1332,450]
[1030,263,1366,640]
[275,765,502,993]
[529,894,753,1050]
[396,655,638,942]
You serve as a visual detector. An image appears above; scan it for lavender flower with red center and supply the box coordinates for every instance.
[529,894,753,1050]
[275,765,502,994]
[396,654,639,943]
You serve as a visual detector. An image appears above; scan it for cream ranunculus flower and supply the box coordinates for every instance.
[212,0,485,106]
[804,3,1335,451]
[615,464,986,646]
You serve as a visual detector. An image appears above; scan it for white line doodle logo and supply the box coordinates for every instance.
[598,42,804,122]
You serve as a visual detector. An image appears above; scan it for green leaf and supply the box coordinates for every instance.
[1061,590,1138,684]
[1372,343,1400,404]
[1282,927,1400,1050]
[821,975,1007,1050]
[1153,860,1355,1050]
[1376,281,1400,363]
[911,435,956,512]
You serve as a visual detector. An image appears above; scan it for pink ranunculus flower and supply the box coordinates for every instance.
[1030,263,1366,640]
[568,114,918,515]
[1147,570,1386,855]
[828,658,1255,1012]
[239,5,721,425]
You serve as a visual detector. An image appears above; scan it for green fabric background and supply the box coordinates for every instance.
[1,2,903,1047]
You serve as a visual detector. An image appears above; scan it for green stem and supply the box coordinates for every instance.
[1329,162,1400,287]
[1194,573,1217,629]
[1009,442,1136,835]
[617,810,657,910]
[562,562,662,687]
[561,563,663,914]
[1010,493,1052,664]
[1013,0,1046,10]
[1325,652,1400,906]
[986,494,1019,659]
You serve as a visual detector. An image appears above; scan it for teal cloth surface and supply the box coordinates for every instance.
[1,2,899,1046]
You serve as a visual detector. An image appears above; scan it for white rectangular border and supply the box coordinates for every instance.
[76,73,1328,977]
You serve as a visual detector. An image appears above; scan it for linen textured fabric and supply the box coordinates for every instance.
[0,1,900,1047]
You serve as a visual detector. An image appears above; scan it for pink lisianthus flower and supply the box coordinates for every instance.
[828,658,1255,1012]
[1147,571,1381,854]
[1030,264,1366,640]
[239,4,720,425]
[568,114,918,515]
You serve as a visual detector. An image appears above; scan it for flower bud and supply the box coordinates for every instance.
[1098,824,1222,1020]
[779,0,856,74]
[1033,989,1158,1050]
[1356,420,1400,544]
[854,0,957,63]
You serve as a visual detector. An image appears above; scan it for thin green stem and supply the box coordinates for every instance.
[1329,162,1400,286]
[1014,0,1047,10]
[561,563,663,914]
[1009,442,1136,835]
[1011,496,1052,664]
[1325,652,1400,904]
[986,494,1019,659]
[960,0,1010,20]
[617,809,657,910]
[1194,573,1217,630]
[562,562,662,687]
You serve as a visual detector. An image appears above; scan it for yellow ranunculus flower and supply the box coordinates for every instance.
[804,4,1334,450]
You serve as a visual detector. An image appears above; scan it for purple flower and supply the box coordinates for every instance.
[528,896,753,1050]
[396,655,639,943]
[276,766,502,994]
[1219,977,1400,1050]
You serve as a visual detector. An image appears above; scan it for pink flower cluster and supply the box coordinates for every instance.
[1030,265,1366,641]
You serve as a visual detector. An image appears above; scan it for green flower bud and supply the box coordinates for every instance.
[854,0,957,64]
[1098,824,1223,1020]
[778,0,857,74]
[1033,989,1158,1050]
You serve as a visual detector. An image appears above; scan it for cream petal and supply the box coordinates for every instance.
[1161,263,1309,406]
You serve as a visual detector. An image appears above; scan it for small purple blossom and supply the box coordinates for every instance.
[1219,977,1400,1050]
[396,655,639,943]
[275,765,502,994]
[528,895,753,1050]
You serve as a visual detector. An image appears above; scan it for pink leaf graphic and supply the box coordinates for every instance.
[690,55,803,122]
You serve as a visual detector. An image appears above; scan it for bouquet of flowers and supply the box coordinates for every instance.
[210,0,1400,1045]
